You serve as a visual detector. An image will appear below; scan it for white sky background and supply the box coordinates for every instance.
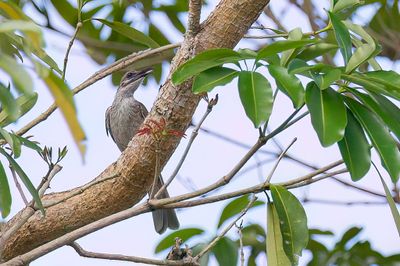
[4,0,400,265]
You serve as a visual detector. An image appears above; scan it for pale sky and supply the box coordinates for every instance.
[4,1,400,265]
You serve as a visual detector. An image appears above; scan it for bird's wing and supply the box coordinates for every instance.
[138,102,148,120]
[105,106,116,142]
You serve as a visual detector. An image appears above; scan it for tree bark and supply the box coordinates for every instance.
[1,0,270,261]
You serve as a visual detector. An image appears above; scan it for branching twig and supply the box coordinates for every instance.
[1,158,345,265]
[265,138,297,183]
[69,242,196,266]
[11,43,180,139]
[155,95,218,199]
[187,0,202,36]
[37,165,63,198]
[62,22,82,80]
[194,195,256,260]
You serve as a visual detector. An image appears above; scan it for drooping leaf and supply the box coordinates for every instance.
[268,65,305,108]
[270,185,309,265]
[0,20,41,33]
[0,160,11,218]
[0,148,44,214]
[95,19,159,48]
[328,11,352,63]
[238,71,273,128]
[345,97,400,182]
[217,195,264,228]
[350,89,400,140]
[257,39,317,61]
[155,228,205,253]
[341,72,400,100]
[337,110,371,181]
[0,83,18,121]
[379,175,400,237]
[0,92,38,127]
[305,82,347,147]
[212,237,238,266]
[267,203,291,266]
[0,54,34,95]
[192,67,239,94]
[16,135,42,152]
[172,49,249,85]
[43,71,86,157]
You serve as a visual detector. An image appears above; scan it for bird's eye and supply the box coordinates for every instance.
[127,72,133,78]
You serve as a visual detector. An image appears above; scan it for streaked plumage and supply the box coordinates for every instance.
[105,69,179,234]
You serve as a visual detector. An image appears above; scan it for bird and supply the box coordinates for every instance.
[105,68,179,234]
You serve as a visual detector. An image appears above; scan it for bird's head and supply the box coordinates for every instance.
[118,68,153,95]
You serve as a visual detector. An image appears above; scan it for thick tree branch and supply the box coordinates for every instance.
[1,0,270,261]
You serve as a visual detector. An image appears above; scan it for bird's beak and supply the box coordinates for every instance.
[136,67,153,79]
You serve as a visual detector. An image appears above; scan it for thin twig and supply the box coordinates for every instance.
[155,96,217,199]
[69,242,196,266]
[302,198,387,206]
[10,166,28,205]
[236,221,245,266]
[62,22,82,80]
[264,138,297,183]
[187,0,202,36]
[11,43,180,139]
[1,159,345,265]
[194,195,257,260]
[38,165,63,197]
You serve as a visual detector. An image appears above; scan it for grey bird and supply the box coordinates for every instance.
[105,68,179,234]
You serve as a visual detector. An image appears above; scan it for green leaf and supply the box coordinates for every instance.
[191,243,210,266]
[268,65,305,108]
[270,185,309,265]
[305,82,347,146]
[0,83,18,121]
[238,71,273,128]
[267,203,292,266]
[312,68,342,90]
[345,97,400,182]
[379,176,400,237]
[296,43,338,62]
[10,134,21,158]
[257,39,317,61]
[345,43,375,73]
[0,128,15,154]
[212,237,238,266]
[172,49,247,85]
[217,195,264,228]
[0,148,44,214]
[0,20,41,33]
[0,92,38,127]
[0,160,11,218]
[333,0,362,13]
[155,228,205,253]
[335,227,362,249]
[43,71,86,157]
[341,72,400,100]
[95,19,159,48]
[328,12,352,63]
[281,28,303,67]
[350,89,400,140]
[338,110,371,181]
[0,54,34,95]
[16,136,42,152]
[192,67,239,94]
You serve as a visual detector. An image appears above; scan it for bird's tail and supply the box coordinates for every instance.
[150,176,180,234]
